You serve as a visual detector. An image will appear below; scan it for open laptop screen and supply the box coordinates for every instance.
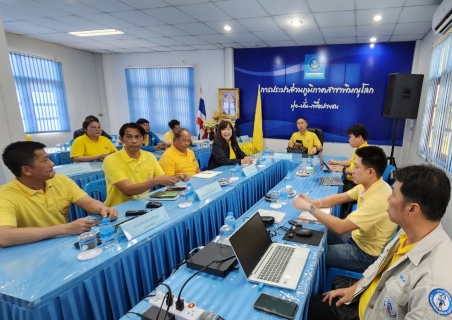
[229,212,273,278]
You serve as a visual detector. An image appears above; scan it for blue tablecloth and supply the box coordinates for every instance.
[0,157,301,320]
[120,159,343,320]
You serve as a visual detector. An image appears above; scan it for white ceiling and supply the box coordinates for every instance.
[0,0,442,54]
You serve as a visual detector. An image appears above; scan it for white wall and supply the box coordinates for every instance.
[101,49,225,136]
[5,33,109,148]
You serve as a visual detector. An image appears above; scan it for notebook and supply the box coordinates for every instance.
[193,171,222,179]
[229,212,310,290]
[148,190,180,201]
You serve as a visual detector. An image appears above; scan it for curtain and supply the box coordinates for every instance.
[9,52,70,133]
[125,67,195,134]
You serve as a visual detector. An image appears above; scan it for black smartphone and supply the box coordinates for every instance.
[125,210,149,216]
[166,186,186,191]
[288,220,303,228]
[254,293,298,320]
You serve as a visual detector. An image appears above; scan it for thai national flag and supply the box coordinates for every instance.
[197,97,207,139]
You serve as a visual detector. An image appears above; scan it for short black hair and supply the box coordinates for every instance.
[136,118,149,125]
[296,117,307,123]
[173,128,190,139]
[119,122,146,137]
[354,146,387,178]
[85,115,99,122]
[2,141,47,177]
[396,165,451,221]
[168,119,180,129]
[347,124,369,141]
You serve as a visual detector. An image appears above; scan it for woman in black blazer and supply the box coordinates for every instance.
[208,120,253,170]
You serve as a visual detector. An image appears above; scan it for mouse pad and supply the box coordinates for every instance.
[282,229,324,246]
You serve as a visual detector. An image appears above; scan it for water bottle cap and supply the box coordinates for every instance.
[187,182,192,187]
[227,212,233,216]
[101,217,110,223]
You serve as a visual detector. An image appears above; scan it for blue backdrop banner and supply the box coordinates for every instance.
[234,42,416,146]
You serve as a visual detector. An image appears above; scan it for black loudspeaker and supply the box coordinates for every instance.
[383,73,424,119]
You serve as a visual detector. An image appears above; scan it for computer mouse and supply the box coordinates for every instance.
[146,201,162,209]
[295,228,312,237]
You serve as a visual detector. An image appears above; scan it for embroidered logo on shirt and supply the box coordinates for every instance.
[399,274,406,283]
[383,297,397,318]
[429,288,452,315]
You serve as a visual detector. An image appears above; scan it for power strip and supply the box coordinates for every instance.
[149,293,205,320]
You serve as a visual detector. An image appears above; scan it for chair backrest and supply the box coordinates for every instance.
[54,152,74,165]
[83,178,107,202]
[196,151,211,171]
[382,164,395,183]
[307,127,324,145]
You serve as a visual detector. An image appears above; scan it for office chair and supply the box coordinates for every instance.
[307,127,323,155]
[196,152,211,171]
[83,178,107,202]
[54,152,74,165]
[382,164,395,184]
[326,268,363,290]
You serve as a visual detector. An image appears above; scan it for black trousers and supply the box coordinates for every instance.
[307,295,359,320]
[340,179,357,219]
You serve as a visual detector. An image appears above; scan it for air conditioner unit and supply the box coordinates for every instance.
[433,0,452,34]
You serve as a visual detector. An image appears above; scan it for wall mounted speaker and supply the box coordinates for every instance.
[383,73,424,119]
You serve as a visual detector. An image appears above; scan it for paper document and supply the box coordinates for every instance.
[258,210,286,223]
[193,171,222,179]
[298,207,331,222]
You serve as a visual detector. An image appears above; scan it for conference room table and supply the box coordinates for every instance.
[121,158,343,320]
[51,145,213,221]
[0,154,314,320]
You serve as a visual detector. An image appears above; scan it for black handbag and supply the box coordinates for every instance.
[286,146,307,154]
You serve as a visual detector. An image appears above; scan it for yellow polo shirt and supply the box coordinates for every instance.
[289,131,321,153]
[159,145,199,176]
[347,179,397,256]
[359,234,416,319]
[0,174,87,228]
[103,148,164,206]
[70,134,117,158]
[229,141,236,159]
[347,142,369,181]
[163,130,174,144]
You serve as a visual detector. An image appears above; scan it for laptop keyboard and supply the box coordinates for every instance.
[257,246,295,283]
[320,177,336,185]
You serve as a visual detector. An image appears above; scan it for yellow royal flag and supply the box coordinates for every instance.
[252,86,264,153]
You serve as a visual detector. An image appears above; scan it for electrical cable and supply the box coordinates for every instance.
[175,255,236,311]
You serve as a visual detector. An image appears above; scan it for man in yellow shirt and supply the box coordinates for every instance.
[293,146,397,273]
[0,141,118,248]
[328,124,369,190]
[159,128,200,177]
[306,165,452,320]
[102,123,180,207]
[163,119,180,145]
[288,117,322,155]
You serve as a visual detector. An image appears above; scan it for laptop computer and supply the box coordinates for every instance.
[315,153,344,186]
[228,212,310,290]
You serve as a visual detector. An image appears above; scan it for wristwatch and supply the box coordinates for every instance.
[342,166,347,173]
[308,205,316,214]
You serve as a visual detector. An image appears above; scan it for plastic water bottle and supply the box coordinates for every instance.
[285,170,294,191]
[99,217,117,249]
[224,212,236,230]
[279,187,289,205]
[234,163,242,178]
[307,155,312,166]
[204,139,210,148]
[216,224,233,245]
[185,182,195,204]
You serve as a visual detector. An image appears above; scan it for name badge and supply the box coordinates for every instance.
[195,181,222,201]
[53,163,92,176]
[273,153,293,160]
[117,207,170,240]
[242,164,258,177]
[240,135,251,142]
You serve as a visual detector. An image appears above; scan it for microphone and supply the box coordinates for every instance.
[199,311,225,320]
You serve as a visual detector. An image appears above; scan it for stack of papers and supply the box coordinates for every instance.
[298,207,331,222]
[193,171,222,179]
[258,210,286,223]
